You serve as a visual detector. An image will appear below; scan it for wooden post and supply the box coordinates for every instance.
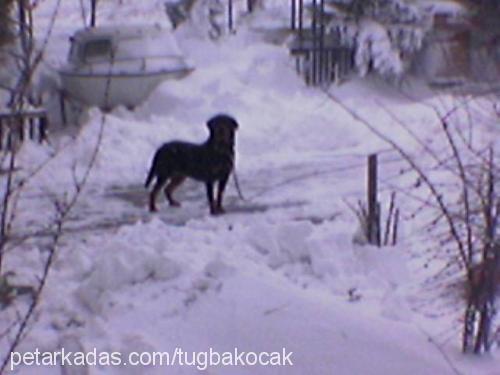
[367,154,380,246]
[39,115,48,142]
[319,0,325,84]
[0,118,3,150]
[311,0,317,85]
[298,0,303,38]
[384,192,396,246]
[228,0,233,32]
[29,116,35,140]
[7,128,13,151]
[392,208,399,246]
[90,0,97,27]
[17,115,24,142]
[59,91,67,126]
[305,53,311,85]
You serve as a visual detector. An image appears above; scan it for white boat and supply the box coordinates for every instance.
[58,24,194,109]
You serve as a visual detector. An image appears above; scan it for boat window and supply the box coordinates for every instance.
[83,39,112,62]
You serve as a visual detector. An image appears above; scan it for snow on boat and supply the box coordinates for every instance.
[58,24,194,109]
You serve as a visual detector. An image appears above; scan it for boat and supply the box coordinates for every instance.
[58,24,194,109]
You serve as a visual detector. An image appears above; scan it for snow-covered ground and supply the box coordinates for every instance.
[1,1,499,374]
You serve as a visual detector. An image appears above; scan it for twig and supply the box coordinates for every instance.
[232,169,246,201]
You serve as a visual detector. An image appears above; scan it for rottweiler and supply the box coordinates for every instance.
[145,114,238,215]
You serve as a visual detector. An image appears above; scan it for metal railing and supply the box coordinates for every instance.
[0,109,48,151]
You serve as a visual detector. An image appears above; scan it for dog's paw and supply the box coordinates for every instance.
[169,201,181,207]
[210,206,225,216]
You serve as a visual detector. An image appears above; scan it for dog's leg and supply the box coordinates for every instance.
[149,175,167,212]
[214,174,230,214]
[164,175,185,207]
[205,181,217,215]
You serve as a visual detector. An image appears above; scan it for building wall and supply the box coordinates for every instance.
[415,28,470,84]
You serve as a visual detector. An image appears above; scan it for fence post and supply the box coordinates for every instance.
[39,115,48,142]
[367,154,381,246]
[228,0,233,32]
[0,110,48,149]
[0,117,3,150]
[17,114,24,142]
[298,0,303,38]
[392,208,399,246]
[311,0,317,85]
[6,128,13,151]
[29,116,35,140]
[59,91,67,126]
[319,0,326,84]
[90,0,97,27]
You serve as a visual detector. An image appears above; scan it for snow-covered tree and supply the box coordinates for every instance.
[354,19,403,78]
[327,0,430,79]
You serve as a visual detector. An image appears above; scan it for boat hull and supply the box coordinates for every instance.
[59,68,192,109]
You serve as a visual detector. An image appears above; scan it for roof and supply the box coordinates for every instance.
[67,23,184,62]
[71,24,165,43]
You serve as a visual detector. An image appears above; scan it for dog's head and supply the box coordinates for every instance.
[207,114,238,148]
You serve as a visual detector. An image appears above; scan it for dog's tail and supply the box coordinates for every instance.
[144,159,156,188]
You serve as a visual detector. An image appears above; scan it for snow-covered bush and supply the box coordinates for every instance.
[327,0,430,80]
[354,20,403,78]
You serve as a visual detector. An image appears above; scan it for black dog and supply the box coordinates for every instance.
[145,114,238,215]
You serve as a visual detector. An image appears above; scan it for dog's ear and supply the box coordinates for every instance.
[229,117,238,131]
[207,116,218,133]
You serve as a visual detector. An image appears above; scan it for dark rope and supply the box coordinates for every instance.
[232,168,246,201]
